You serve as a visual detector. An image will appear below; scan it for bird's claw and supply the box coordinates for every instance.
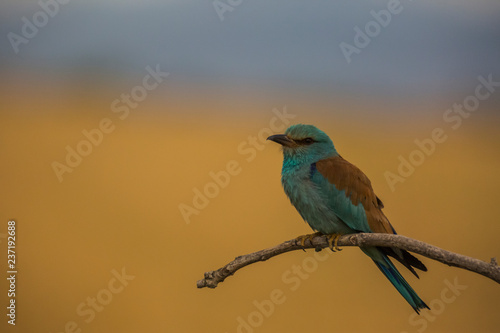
[327,233,343,252]
[295,232,323,248]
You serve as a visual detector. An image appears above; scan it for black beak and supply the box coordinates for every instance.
[267,134,296,147]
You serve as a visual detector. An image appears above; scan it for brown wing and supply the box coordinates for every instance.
[316,155,394,234]
[316,156,427,276]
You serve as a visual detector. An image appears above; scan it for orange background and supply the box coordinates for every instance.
[1,74,500,332]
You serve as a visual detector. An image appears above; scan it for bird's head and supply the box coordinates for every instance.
[267,124,338,164]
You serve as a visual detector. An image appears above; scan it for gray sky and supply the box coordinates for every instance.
[1,0,500,98]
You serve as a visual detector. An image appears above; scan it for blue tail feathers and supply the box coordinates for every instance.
[363,247,429,314]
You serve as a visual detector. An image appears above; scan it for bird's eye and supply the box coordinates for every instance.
[303,138,314,144]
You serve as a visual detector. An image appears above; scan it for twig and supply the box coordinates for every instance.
[197,233,500,289]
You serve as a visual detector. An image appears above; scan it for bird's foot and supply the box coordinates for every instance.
[327,233,343,252]
[295,232,323,248]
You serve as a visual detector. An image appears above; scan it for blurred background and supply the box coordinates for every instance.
[1,1,500,332]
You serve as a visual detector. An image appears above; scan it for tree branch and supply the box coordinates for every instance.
[197,233,500,289]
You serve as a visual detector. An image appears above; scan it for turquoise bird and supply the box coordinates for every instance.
[267,124,429,313]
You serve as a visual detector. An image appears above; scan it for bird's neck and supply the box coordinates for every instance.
[281,150,338,174]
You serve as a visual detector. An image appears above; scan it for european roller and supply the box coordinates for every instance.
[268,124,429,313]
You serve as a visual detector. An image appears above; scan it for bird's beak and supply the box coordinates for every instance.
[267,134,296,147]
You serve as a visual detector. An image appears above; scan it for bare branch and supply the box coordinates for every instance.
[197,233,500,289]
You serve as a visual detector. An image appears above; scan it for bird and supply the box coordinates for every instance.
[267,124,429,314]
